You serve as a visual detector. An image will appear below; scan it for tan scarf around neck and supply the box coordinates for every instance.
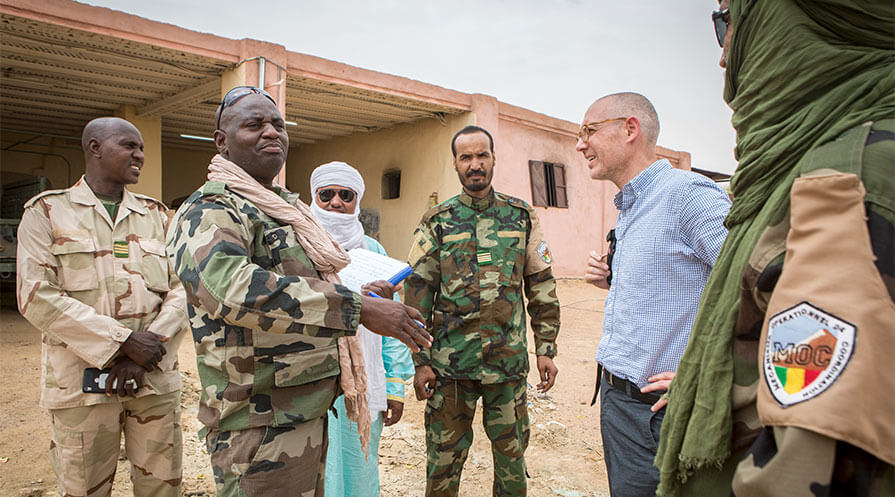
[208,154,371,454]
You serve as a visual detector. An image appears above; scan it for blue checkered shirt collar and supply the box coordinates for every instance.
[613,159,674,212]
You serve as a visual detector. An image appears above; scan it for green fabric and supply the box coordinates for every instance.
[93,191,121,221]
[655,2,895,496]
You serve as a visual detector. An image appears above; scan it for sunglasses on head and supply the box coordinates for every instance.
[215,86,277,129]
[317,188,356,203]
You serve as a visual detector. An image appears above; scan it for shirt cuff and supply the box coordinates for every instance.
[385,377,405,401]
[536,341,557,358]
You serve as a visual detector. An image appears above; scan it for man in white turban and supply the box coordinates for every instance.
[311,161,414,497]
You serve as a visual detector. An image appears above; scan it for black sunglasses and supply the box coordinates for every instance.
[215,86,277,130]
[317,189,356,203]
[606,228,616,286]
[712,8,730,48]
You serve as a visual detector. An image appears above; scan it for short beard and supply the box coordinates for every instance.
[461,171,490,192]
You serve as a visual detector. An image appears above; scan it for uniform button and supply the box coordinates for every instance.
[350,319,359,328]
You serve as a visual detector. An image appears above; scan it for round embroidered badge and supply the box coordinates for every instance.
[537,241,551,264]
[764,301,856,407]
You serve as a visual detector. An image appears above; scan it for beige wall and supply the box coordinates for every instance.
[286,112,474,260]
[0,132,84,190]
[161,144,217,206]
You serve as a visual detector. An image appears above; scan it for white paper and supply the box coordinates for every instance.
[337,248,411,293]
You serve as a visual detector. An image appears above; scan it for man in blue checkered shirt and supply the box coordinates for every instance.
[577,92,731,497]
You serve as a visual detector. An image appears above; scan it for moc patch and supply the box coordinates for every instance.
[537,241,551,264]
[764,301,855,407]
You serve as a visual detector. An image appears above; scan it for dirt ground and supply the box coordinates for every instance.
[0,279,610,497]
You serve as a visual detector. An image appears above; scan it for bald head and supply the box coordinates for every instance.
[81,117,140,156]
[591,92,660,146]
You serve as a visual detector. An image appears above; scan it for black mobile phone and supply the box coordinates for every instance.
[82,368,138,393]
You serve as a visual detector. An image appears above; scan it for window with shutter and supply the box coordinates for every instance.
[528,160,568,208]
[528,160,548,207]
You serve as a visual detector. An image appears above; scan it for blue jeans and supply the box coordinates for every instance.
[600,375,664,497]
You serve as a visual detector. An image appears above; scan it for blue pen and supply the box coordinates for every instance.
[366,265,425,329]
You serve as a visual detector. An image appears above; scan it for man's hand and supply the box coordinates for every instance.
[413,365,436,400]
[361,280,396,300]
[360,296,432,353]
[642,371,675,412]
[536,356,558,393]
[119,330,167,370]
[105,358,146,397]
[585,250,610,289]
[383,399,404,426]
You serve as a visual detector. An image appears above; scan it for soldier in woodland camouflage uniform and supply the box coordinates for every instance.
[166,86,430,497]
[16,117,186,497]
[405,125,560,497]
[655,2,895,497]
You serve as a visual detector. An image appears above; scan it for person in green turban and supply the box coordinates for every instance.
[654,1,895,496]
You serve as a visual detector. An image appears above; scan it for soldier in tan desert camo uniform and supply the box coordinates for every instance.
[16,117,187,497]
[405,125,560,497]
[166,86,431,497]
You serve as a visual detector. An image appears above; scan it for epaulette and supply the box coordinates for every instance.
[419,195,458,222]
[22,188,68,208]
[199,180,228,197]
[130,191,170,210]
[498,192,535,213]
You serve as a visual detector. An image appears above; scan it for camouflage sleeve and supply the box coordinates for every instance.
[523,208,559,357]
[16,203,132,368]
[524,267,559,358]
[167,197,361,334]
[144,211,187,340]
[404,220,439,367]
[731,426,893,495]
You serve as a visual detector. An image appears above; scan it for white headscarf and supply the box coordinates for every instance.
[310,161,366,251]
[311,161,389,418]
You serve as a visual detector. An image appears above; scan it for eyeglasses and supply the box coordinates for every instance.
[317,188,356,203]
[215,86,277,130]
[712,8,730,48]
[577,117,627,141]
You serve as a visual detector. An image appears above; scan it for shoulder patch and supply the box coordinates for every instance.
[536,240,552,264]
[23,188,68,208]
[763,301,855,407]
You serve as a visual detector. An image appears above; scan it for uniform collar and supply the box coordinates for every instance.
[459,188,495,211]
[69,176,148,220]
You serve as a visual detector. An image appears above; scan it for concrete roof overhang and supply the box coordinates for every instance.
[0,0,468,149]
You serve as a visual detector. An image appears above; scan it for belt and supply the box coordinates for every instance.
[590,364,662,406]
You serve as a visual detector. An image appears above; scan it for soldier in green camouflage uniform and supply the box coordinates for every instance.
[16,117,186,497]
[405,125,560,497]
[166,87,430,497]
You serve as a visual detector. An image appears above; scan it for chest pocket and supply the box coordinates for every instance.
[130,238,171,292]
[262,226,317,278]
[50,235,98,292]
[440,231,476,294]
[496,231,525,287]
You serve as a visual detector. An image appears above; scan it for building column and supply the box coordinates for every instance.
[220,39,289,186]
[116,104,162,200]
